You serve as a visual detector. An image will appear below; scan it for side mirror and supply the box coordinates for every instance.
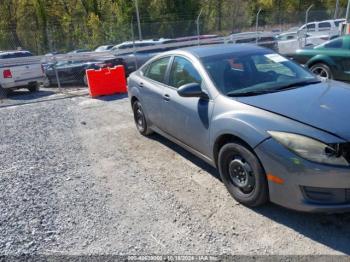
[177,83,209,99]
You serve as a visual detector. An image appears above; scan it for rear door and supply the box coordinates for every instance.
[141,56,171,128]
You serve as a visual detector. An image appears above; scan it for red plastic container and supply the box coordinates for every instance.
[86,65,127,98]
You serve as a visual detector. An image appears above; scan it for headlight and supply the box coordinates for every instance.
[268,131,349,166]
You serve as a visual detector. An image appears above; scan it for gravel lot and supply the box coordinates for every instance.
[1,88,350,257]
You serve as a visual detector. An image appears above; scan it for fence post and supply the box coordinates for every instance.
[334,0,340,19]
[134,0,142,41]
[196,9,203,46]
[304,4,314,47]
[255,8,262,44]
[53,56,62,93]
[131,20,138,71]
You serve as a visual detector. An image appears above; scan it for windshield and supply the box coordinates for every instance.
[201,51,318,96]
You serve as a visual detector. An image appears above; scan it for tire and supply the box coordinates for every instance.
[132,100,153,136]
[310,63,333,80]
[83,74,88,86]
[0,85,10,98]
[43,76,51,87]
[218,142,268,207]
[28,83,39,92]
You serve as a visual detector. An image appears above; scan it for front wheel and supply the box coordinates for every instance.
[218,142,268,207]
[310,63,333,80]
[132,100,153,136]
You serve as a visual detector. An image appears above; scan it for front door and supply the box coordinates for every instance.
[161,56,213,156]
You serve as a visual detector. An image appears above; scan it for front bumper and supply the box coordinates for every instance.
[255,138,350,213]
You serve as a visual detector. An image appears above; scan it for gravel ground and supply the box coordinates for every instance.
[1,88,350,257]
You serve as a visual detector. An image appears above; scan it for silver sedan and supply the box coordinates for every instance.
[128,44,350,213]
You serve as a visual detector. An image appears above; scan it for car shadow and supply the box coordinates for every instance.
[149,133,220,180]
[149,133,350,255]
[95,93,128,101]
[6,89,55,101]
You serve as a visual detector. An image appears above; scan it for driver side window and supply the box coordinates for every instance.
[169,57,202,88]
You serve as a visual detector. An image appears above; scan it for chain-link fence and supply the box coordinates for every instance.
[0,5,348,98]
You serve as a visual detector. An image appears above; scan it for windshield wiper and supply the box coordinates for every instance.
[227,79,321,97]
[273,79,321,91]
[227,90,272,97]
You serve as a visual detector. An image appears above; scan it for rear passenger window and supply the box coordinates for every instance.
[319,22,331,31]
[236,38,256,43]
[144,57,170,83]
[307,23,316,31]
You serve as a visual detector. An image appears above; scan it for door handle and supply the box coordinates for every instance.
[163,94,170,101]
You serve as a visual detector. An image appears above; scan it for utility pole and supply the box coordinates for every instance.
[346,0,350,23]
[134,0,142,41]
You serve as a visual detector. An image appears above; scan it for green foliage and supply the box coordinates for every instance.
[0,0,347,54]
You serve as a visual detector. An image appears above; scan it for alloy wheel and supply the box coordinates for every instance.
[311,66,329,79]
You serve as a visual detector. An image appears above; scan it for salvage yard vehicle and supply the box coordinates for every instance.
[0,50,44,97]
[297,19,345,38]
[228,32,278,52]
[288,35,350,81]
[277,31,329,54]
[128,44,350,213]
[94,45,114,52]
[43,57,125,87]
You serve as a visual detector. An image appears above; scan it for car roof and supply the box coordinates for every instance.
[0,50,31,54]
[176,44,268,58]
[230,31,274,37]
[278,31,297,36]
[305,18,345,24]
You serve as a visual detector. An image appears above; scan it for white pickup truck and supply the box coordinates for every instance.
[0,50,44,97]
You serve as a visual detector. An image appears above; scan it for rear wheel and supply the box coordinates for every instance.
[83,74,88,86]
[132,100,153,136]
[0,86,10,98]
[43,76,51,87]
[218,142,268,207]
[310,63,333,80]
[28,83,39,92]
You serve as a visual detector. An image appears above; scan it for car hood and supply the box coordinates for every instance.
[235,80,350,141]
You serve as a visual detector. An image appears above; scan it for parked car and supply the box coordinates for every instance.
[43,57,125,86]
[128,44,350,213]
[277,31,330,54]
[115,52,159,76]
[111,39,176,53]
[173,34,219,42]
[0,50,44,97]
[94,45,114,52]
[228,32,278,52]
[297,19,345,37]
[287,35,350,81]
[67,49,91,54]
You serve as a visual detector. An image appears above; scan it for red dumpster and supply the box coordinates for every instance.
[86,65,127,98]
